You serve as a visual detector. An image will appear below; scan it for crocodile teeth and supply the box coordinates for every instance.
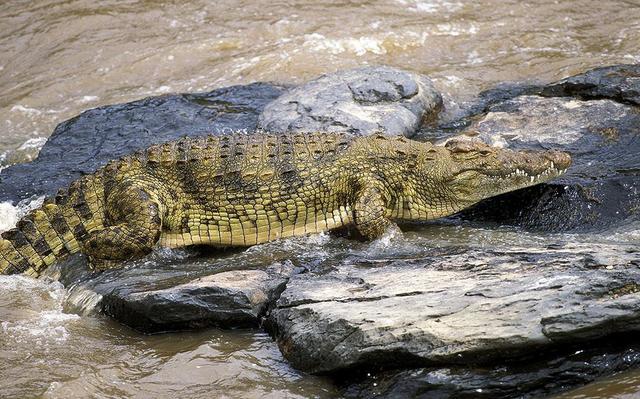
[530,176,535,182]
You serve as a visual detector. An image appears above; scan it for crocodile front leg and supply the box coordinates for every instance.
[353,185,393,240]
[83,181,162,270]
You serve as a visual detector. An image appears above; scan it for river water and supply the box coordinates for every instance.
[1,1,639,398]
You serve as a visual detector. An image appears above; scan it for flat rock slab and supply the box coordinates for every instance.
[258,66,442,136]
[54,252,298,333]
[269,242,640,374]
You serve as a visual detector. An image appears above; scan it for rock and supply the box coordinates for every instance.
[53,250,300,333]
[46,232,329,333]
[0,82,286,203]
[263,66,640,395]
[541,64,640,106]
[440,72,640,231]
[342,343,640,399]
[258,66,443,137]
[268,242,640,374]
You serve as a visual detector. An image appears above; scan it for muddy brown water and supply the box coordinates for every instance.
[1,1,640,398]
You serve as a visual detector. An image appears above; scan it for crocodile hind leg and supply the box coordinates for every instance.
[353,185,393,240]
[83,182,162,270]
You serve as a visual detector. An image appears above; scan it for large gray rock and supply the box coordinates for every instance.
[443,69,640,232]
[53,251,300,333]
[0,83,287,203]
[269,242,640,374]
[258,66,443,137]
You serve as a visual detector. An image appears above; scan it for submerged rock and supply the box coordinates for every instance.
[342,343,640,399]
[258,66,443,136]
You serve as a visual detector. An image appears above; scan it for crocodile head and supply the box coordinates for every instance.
[400,138,572,219]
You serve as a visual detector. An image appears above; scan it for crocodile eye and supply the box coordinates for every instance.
[446,139,494,155]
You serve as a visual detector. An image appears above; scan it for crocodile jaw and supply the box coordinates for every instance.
[447,147,572,208]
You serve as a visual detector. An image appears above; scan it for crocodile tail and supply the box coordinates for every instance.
[0,174,106,277]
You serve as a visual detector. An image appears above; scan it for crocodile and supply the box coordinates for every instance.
[0,132,570,277]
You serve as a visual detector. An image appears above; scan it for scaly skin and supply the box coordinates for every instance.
[0,132,571,277]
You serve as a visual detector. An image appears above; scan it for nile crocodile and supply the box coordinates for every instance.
[0,132,570,277]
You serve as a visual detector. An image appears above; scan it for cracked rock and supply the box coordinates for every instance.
[257,66,443,137]
[268,243,640,374]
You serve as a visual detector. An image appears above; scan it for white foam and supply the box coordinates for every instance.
[10,104,42,116]
[1,310,79,343]
[0,196,45,233]
[624,54,640,62]
[443,75,463,85]
[77,95,99,104]
[155,85,172,93]
[466,50,483,65]
[303,33,386,56]
[0,276,79,343]
[363,224,405,254]
[396,0,463,13]
[436,23,478,36]
[17,136,47,151]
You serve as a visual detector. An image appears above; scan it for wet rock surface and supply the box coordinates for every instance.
[53,251,300,333]
[0,82,286,202]
[262,65,640,397]
[541,64,640,106]
[445,65,640,232]
[342,342,640,399]
[268,242,640,374]
[258,66,443,136]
